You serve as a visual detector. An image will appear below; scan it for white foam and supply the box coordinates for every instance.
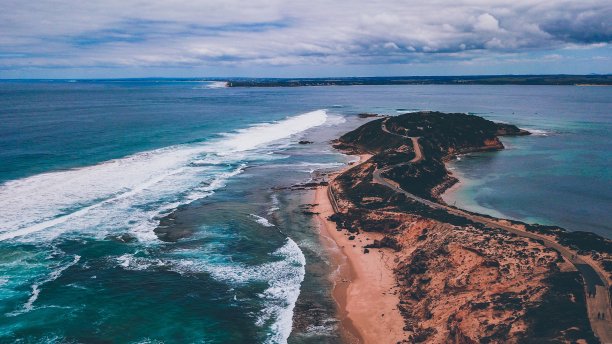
[0,110,329,242]
[250,214,275,227]
[396,109,426,113]
[522,128,550,136]
[115,254,163,271]
[205,81,228,88]
[321,113,346,126]
[305,318,337,336]
[268,194,280,215]
[258,238,306,344]
[11,255,80,315]
[215,110,327,153]
[193,81,228,89]
[115,238,306,344]
[262,162,344,169]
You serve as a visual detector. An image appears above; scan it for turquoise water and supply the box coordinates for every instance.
[0,81,610,342]
[439,86,612,238]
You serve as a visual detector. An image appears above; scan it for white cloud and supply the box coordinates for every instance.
[383,42,400,50]
[0,0,610,71]
[474,13,500,32]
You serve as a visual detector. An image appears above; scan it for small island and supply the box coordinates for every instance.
[312,111,612,343]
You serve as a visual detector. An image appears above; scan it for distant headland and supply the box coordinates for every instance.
[227,75,612,87]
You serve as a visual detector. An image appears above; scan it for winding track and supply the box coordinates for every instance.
[368,118,612,342]
[381,118,423,163]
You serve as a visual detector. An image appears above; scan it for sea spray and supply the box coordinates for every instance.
[250,214,276,227]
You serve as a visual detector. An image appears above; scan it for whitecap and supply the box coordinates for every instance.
[257,239,306,344]
[396,109,427,113]
[205,81,228,88]
[259,162,344,169]
[522,128,550,136]
[321,113,346,126]
[115,254,164,271]
[267,194,280,215]
[250,214,275,227]
[193,81,228,89]
[9,255,80,315]
[0,110,329,242]
[113,239,307,343]
[215,110,327,153]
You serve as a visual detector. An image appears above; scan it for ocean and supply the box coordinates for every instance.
[0,80,610,343]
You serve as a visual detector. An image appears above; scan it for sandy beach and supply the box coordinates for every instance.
[439,174,462,205]
[313,155,406,344]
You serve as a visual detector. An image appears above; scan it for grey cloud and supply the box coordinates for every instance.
[539,7,612,44]
[0,0,610,70]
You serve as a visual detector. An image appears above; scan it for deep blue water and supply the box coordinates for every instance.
[0,81,610,343]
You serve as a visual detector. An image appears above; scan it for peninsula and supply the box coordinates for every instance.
[313,111,612,343]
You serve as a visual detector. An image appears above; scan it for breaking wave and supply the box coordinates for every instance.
[0,110,328,242]
[522,128,551,136]
[114,238,306,344]
[250,214,276,227]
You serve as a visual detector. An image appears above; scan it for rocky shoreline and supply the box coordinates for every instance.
[320,111,611,343]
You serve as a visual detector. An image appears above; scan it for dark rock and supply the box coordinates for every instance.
[107,233,137,243]
[483,260,500,267]
[292,181,328,189]
[365,236,402,251]
[358,113,381,118]
[495,123,531,136]
[328,214,342,222]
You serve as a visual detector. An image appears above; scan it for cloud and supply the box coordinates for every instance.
[539,6,612,44]
[474,13,500,32]
[0,0,610,73]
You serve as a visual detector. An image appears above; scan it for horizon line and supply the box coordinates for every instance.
[1,73,611,81]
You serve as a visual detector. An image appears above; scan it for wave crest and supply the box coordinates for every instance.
[0,110,329,242]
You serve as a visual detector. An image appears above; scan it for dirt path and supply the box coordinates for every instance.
[408,137,422,163]
[381,118,422,163]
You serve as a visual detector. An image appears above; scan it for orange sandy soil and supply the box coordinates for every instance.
[313,155,407,344]
[307,148,608,343]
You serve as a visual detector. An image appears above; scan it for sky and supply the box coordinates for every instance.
[0,0,610,78]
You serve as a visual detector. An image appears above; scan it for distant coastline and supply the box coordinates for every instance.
[3,75,611,86]
[226,75,612,87]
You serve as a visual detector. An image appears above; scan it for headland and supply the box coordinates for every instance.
[312,111,612,343]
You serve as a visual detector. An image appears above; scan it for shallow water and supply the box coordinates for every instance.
[0,81,610,342]
[440,86,612,238]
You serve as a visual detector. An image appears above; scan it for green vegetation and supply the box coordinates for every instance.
[228,75,612,87]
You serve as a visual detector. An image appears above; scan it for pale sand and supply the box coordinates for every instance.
[313,155,405,344]
[439,177,462,205]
